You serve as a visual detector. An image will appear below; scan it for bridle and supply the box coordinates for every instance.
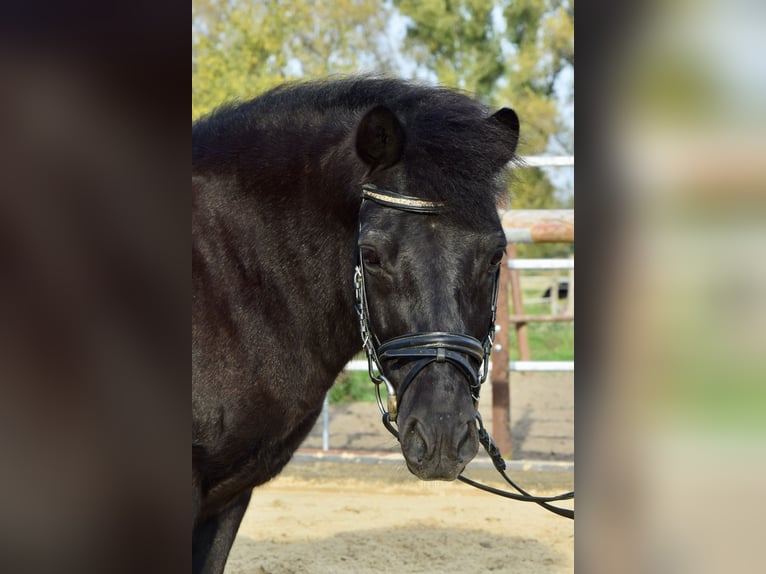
[354,183,496,425]
[353,183,574,520]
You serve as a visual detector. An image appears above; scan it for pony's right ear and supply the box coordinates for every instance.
[355,106,405,172]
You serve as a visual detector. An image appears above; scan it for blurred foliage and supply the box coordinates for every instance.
[192,0,395,119]
[329,370,378,404]
[395,0,573,148]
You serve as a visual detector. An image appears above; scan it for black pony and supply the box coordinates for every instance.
[192,77,519,573]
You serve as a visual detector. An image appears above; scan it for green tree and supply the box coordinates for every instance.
[192,0,395,119]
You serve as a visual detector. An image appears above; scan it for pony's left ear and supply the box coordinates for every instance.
[355,105,405,172]
[489,107,520,158]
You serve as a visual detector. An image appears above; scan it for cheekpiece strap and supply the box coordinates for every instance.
[361,184,448,214]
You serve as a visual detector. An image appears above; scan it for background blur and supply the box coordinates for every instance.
[0,0,764,572]
[579,1,766,572]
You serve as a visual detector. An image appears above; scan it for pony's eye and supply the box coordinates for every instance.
[489,249,505,267]
[361,247,381,266]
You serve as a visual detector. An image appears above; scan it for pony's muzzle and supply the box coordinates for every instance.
[400,414,479,480]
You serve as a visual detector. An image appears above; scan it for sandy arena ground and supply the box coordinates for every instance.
[226,373,574,573]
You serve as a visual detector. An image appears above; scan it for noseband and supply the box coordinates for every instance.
[352,183,574,520]
[353,183,499,425]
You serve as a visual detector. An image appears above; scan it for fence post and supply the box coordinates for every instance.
[491,259,512,456]
[507,244,531,361]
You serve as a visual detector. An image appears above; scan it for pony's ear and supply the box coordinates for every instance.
[355,105,405,171]
[489,107,520,158]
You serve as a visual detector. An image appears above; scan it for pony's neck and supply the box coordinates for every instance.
[194,122,366,391]
[254,139,365,382]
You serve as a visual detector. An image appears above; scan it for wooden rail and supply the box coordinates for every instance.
[500,209,574,243]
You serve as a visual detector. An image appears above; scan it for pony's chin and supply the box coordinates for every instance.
[403,459,467,482]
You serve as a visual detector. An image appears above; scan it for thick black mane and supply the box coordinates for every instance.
[192,76,516,218]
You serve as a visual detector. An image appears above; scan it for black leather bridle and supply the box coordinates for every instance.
[354,185,496,425]
[353,183,574,520]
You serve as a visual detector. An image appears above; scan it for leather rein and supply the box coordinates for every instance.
[353,183,574,520]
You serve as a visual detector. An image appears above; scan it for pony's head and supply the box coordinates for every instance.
[353,98,519,480]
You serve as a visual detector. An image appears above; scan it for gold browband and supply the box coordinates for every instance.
[361,184,447,213]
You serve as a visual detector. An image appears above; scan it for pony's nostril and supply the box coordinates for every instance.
[409,427,427,463]
[403,420,430,464]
